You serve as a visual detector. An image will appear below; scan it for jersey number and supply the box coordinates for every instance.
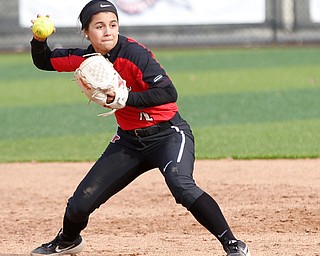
[139,112,153,121]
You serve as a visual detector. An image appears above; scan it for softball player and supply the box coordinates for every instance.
[30,1,250,255]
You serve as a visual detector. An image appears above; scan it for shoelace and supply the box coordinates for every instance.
[42,229,62,247]
[225,240,239,252]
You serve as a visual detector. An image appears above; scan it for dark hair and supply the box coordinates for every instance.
[79,0,118,30]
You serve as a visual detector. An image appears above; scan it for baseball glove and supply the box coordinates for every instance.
[74,53,128,116]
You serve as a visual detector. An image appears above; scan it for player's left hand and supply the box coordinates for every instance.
[106,91,116,104]
[74,53,129,116]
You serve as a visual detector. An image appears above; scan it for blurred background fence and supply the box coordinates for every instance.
[1,0,320,52]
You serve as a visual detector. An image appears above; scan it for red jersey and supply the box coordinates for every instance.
[31,35,178,130]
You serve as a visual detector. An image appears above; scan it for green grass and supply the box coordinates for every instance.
[1,47,320,162]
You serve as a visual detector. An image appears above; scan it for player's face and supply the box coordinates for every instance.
[86,12,119,55]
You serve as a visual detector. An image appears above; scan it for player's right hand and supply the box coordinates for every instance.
[31,14,56,42]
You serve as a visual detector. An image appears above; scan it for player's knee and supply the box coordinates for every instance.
[165,166,203,209]
[66,197,90,223]
[172,189,195,209]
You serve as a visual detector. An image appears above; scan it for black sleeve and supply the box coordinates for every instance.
[126,82,178,108]
[121,41,178,108]
[30,38,55,71]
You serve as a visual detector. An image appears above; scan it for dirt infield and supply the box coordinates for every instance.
[0,160,319,256]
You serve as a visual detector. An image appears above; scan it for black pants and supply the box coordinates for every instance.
[65,113,204,226]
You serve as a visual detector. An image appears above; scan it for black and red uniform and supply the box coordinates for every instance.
[31,35,235,245]
[32,35,178,130]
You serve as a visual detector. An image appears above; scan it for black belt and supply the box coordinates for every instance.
[124,121,172,137]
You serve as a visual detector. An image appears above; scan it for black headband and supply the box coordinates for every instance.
[79,0,118,29]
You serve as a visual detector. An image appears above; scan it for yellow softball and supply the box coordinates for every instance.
[32,16,54,39]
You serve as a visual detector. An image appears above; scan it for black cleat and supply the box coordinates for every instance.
[223,240,251,256]
[30,229,85,255]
